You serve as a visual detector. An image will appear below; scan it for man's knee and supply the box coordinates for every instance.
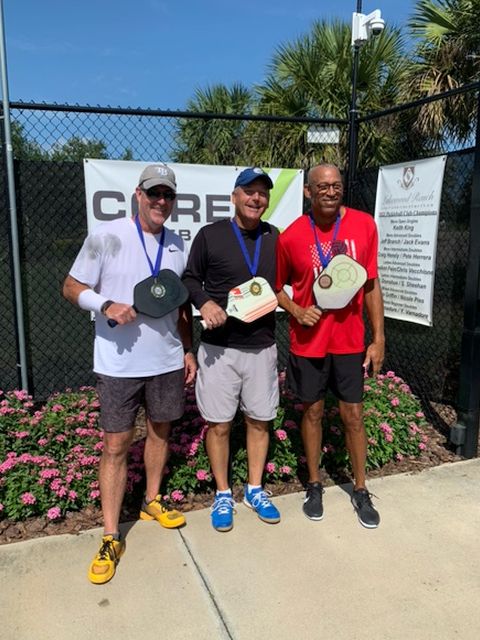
[340,402,364,433]
[207,422,231,439]
[303,401,324,425]
[102,431,133,458]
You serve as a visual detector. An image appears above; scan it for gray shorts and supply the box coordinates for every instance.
[96,369,185,433]
[195,342,279,423]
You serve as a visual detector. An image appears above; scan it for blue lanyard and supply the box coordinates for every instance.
[231,219,262,277]
[309,212,341,269]
[135,215,165,277]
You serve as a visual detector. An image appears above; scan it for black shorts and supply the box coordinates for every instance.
[96,369,185,433]
[286,353,364,404]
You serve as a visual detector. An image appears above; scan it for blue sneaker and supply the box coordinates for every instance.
[243,486,281,524]
[211,493,235,532]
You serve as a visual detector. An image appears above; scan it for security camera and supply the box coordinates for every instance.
[351,9,385,45]
[369,13,385,36]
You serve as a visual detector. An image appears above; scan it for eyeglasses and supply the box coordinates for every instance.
[311,182,343,194]
[143,188,176,201]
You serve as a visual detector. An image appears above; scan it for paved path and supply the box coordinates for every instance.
[1,459,480,640]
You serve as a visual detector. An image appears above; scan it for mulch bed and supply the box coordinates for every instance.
[0,412,462,546]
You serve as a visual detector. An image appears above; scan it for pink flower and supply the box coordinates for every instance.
[386,371,395,378]
[21,492,36,505]
[385,433,394,442]
[396,453,404,461]
[280,466,292,475]
[51,404,64,412]
[284,420,298,430]
[0,503,4,512]
[196,469,209,481]
[265,462,276,473]
[47,507,61,520]
[89,490,100,499]
[171,490,184,502]
[37,438,48,446]
[68,490,77,500]
[14,431,29,439]
[390,397,400,407]
[418,442,426,450]
[416,411,425,418]
[275,429,287,441]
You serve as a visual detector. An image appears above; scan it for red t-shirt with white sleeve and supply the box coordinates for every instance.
[276,207,378,358]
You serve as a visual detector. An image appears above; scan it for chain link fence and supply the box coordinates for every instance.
[1,88,478,428]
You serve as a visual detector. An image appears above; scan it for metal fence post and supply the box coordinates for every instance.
[0,0,29,391]
[450,89,480,457]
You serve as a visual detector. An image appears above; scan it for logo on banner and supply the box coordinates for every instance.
[398,166,417,191]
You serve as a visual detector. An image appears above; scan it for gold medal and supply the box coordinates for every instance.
[249,281,263,296]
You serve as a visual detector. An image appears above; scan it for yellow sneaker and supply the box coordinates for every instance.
[139,495,186,528]
[88,535,125,585]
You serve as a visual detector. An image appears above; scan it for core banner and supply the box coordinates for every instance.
[83,159,304,243]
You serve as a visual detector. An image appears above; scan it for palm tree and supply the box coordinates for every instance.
[172,84,254,165]
[253,19,409,168]
[403,0,480,142]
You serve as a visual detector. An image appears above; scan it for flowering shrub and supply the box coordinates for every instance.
[0,370,429,521]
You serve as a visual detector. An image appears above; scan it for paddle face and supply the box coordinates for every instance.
[133,269,189,318]
[313,254,367,310]
[108,269,189,328]
[225,276,278,323]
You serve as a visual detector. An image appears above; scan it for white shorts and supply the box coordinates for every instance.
[195,342,279,423]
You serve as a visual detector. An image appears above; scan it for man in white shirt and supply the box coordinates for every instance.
[63,163,196,584]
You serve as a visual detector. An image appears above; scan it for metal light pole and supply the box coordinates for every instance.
[346,0,363,206]
[0,0,29,391]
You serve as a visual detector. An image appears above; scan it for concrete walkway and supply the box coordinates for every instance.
[1,459,480,640]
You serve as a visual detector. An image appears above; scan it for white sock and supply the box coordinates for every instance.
[216,489,232,496]
[247,484,261,493]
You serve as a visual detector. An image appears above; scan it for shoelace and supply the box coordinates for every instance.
[250,489,273,509]
[145,496,172,513]
[355,490,378,506]
[97,538,117,561]
[211,495,235,514]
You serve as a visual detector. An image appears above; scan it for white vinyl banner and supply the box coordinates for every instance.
[374,155,447,326]
[83,159,304,243]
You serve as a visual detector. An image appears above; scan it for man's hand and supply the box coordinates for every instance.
[293,304,323,327]
[104,302,137,325]
[184,352,197,385]
[363,339,385,377]
[199,300,227,329]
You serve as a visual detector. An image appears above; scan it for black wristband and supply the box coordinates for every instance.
[183,346,193,354]
[101,300,114,316]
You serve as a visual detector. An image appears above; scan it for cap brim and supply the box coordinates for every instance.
[140,177,177,191]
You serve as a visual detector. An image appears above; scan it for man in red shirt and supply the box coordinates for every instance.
[276,163,384,528]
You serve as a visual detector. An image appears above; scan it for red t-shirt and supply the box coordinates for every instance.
[276,207,378,357]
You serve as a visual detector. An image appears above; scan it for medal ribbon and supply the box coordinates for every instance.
[231,219,262,277]
[309,212,341,269]
[135,215,165,277]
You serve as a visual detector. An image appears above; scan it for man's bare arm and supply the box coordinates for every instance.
[363,277,385,375]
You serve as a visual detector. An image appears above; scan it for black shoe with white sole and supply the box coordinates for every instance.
[303,481,324,520]
[351,488,380,528]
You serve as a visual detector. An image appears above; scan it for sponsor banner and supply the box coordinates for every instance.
[374,156,447,326]
[83,159,304,244]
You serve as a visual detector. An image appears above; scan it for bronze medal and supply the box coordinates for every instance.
[249,281,263,296]
[318,273,333,289]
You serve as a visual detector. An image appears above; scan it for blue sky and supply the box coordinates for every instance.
[3,0,417,111]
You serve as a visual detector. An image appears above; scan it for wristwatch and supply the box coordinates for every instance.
[101,300,114,316]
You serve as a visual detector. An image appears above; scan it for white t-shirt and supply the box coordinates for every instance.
[69,217,188,377]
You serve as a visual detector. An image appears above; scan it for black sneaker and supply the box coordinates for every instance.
[351,488,380,528]
[303,481,324,520]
